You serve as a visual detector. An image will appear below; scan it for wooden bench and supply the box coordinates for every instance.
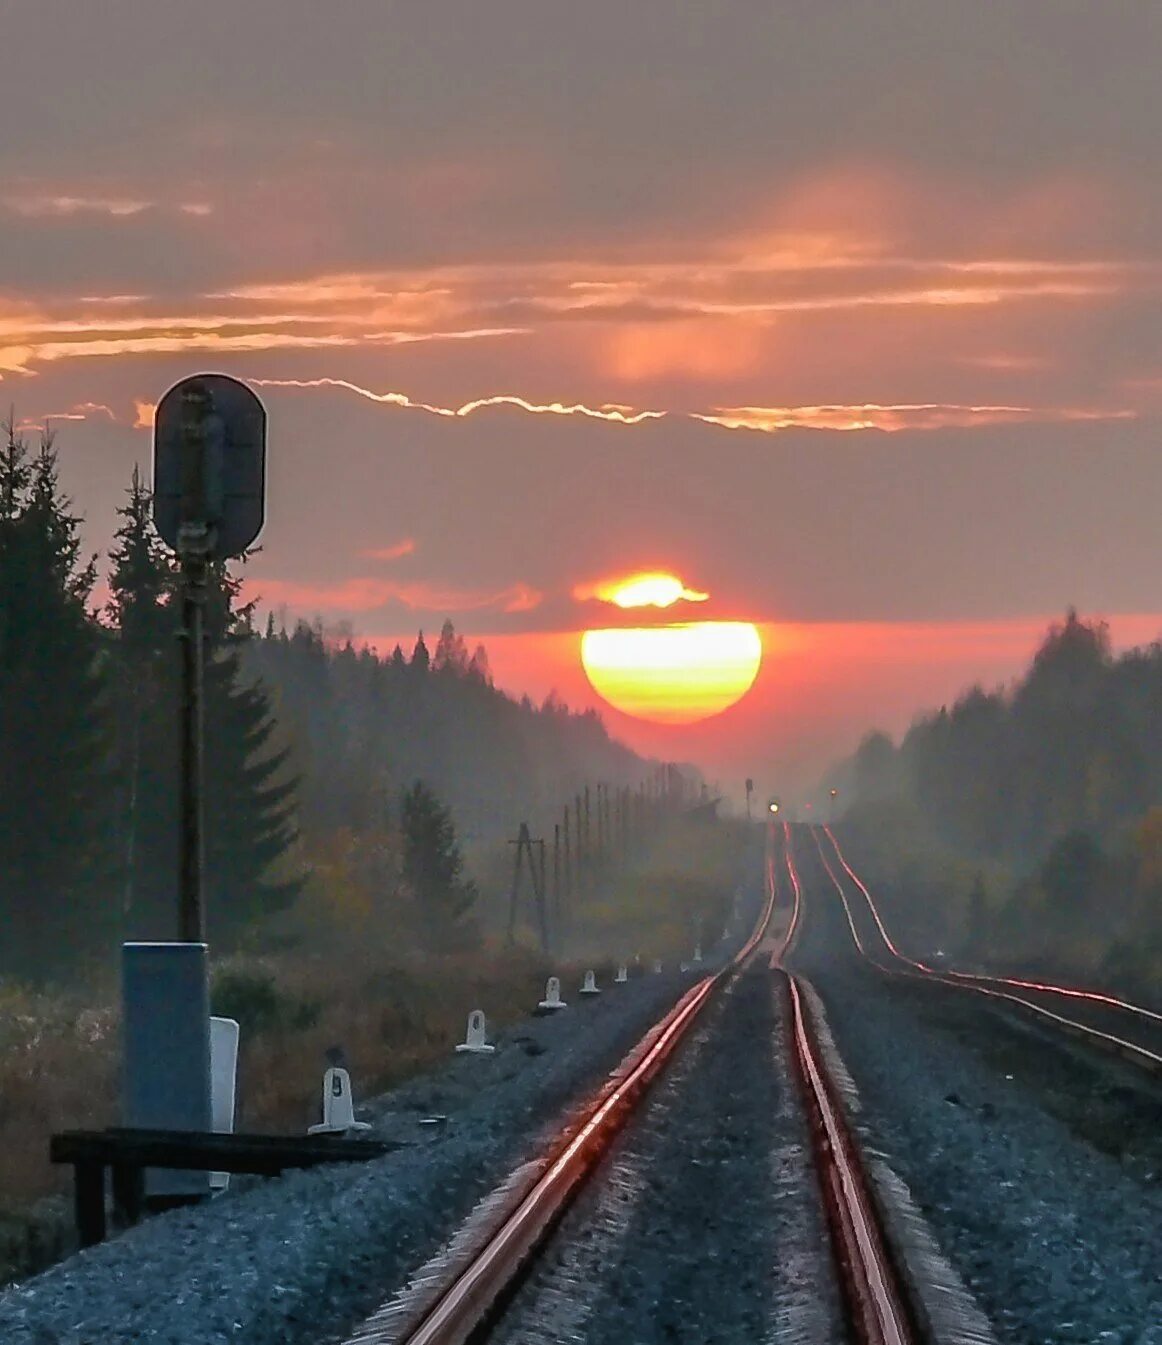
[51,1127,397,1247]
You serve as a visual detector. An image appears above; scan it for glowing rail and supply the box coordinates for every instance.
[812,825,1162,1071]
[343,842,778,1345]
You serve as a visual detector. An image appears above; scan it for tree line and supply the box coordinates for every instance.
[844,611,1162,985]
[0,422,647,980]
[849,610,1162,861]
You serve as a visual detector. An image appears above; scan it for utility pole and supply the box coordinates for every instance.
[507,822,548,952]
[563,804,572,903]
[553,822,561,927]
[574,793,583,895]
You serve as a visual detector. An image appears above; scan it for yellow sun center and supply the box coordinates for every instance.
[580,622,763,725]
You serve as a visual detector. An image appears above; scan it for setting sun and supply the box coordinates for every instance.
[580,622,763,725]
[574,571,709,609]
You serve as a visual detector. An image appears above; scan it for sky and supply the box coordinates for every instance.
[4,2,1162,798]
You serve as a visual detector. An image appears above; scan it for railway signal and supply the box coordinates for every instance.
[119,376,267,1187]
[153,373,268,942]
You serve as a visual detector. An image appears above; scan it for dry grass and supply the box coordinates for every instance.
[0,987,118,1210]
[224,945,552,1132]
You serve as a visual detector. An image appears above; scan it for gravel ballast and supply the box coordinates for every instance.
[492,959,842,1345]
[0,965,716,1345]
[792,831,1162,1345]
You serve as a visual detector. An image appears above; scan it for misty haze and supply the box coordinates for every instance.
[1,4,1160,1342]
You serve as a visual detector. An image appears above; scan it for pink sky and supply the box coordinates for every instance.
[5,3,1162,795]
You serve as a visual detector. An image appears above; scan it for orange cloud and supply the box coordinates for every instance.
[249,575,543,615]
[695,402,1136,433]
[250,377,664,425]
[3,192,212,218]
[360,538,416,562]
[14,401,117,431]
[605,318,766,383]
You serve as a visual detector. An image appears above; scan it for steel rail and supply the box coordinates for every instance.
[811,825,1162,1072]
[343,835,781,1345]
[784,972,917,1345]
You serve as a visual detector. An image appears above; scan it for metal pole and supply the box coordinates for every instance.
[574,794,583,895]
[553,823,561,928]
[535,839,548,953]
[175,381,214,946]
[178,560,207,943]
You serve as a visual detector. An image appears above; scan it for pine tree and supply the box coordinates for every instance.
[432,619,469,674]
[399,780,477,948]
[107,466,173,926]
[411,631,430,673]
[0,421,113,976]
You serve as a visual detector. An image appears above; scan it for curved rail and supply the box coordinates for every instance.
[785,974,917,1345]
[811,824,1162,1071]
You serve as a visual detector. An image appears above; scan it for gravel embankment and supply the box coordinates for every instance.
[788,826,1162,1344]
[0,963,717,1345]
[492,959,842,1345]
[810,962,1162,1344]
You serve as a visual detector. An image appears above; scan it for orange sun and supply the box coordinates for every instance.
[578,572,762,725]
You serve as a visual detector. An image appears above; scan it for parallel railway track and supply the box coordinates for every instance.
[339,830,922,1345]
[810,822,1162,1073]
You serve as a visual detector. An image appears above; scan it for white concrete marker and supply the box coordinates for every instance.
[653,959,663,974]
[614,965,628,983]
[537,976,567,1011]
[580,969,601,995]
[693,943,703,964]
[308,1067,373,1134]
[456,1009,496,1054]
[209,1016,239,1192]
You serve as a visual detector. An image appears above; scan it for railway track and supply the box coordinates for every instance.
[810,822,1162,1073]
[338,830,922,1345]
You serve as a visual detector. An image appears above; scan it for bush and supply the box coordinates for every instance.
[211,963,319,1034]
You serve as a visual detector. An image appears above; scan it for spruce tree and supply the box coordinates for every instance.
[0,421,113,976]
[400,780,477,949]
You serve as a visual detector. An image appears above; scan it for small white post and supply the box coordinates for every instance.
[653,959,663,974]
[537,976,567,1011]
[580,969,601,995]
[209,1016,239,1192]
[614,964,628,983]
[308,1067,372,1134]
[456,1009,496,1053]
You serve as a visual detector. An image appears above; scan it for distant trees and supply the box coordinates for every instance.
[847,611,1162,863]
[0,422,113,973]
[248,618,642,847]
[0,419,649,982]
